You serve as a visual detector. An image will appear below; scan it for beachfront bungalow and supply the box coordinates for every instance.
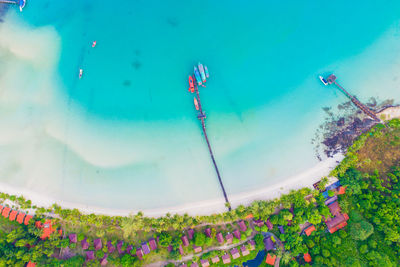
[100,254,108,266]
[94,239,102,250]
[149,238,157,250]
[265,219,273,230]
[107,241,115,253]
[240,245,249,256]
[0,205,3,213]
[325,201,349,233]
[222,254,231,264]
[225,233,233,244]
[216,232,224,244]
[9,210,18,221]
[200,259,210,267]
[182,235,189,247]
[278,225,285,234]
[188,229,194,240]
[179,245,184,255]
[337,186,346,195]
[304,253,312,263]
[117,241,125,254]
[142,242,151,254]
[264,236,274,251]
[254,219,264,227]
[16,212,25,224]
[204,228,212,238]
[69,234,77,243]
[35,220,56,240]
[2,206,10,218]
[127,245,133,254]
[136,248,144,260]
[190,263,199,267]
[193,245,202,253]
[265,253,276,266]
[27,261,36,267]
[85,251,95,261]
[211,256,220,264]
[24,215,33,225]
[249,240,256,250]
[238,220,247,232]
[180,264,187,267]
[81,238,89,250]
[304,225,316,236]
[233,229,241,239]
[231,248,240,259]
[325,195,338,205]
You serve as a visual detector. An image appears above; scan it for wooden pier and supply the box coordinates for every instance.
[326,74,380,122]
[193,82,231,211]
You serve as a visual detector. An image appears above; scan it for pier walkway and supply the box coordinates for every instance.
[327,74,380,122]
[194,83,231,211]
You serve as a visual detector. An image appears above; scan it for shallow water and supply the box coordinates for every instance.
[0,0,400,211]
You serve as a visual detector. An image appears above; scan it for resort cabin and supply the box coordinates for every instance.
[325,195,338,206]
[127,245,133,254]
[100,254,108,266]
[136,248,144,260]
[240,245,249,256]
[69,234,77,243]
[35,220,57,240]
[27,261,36,267]
[2,206,10,218]
[190,263,198,267]
[167,245,173,252]
[81,238,89,250]
[182,235,189,247]
[204,228,212,238]
[179,245,184,255]
[278,225,285,234]
[94,239,102,250]
[216,232,224,244]
[142,242,151,254]
[16,213,25,224]
[117,241,124,254]
[188,228,194,240]
[24,215,33,225]
[264,236,275,251]
[107,241,115,253]
[253,219,264,227]
[180,264,187,267]
[193,245,202,253]
[222,254,231,264]
[85,251,95,261]
[304,225,316,236]
[248,240,256,250]
[211,256,220,263]
[230,248,240,259]
[200,259,210,267]
[9,210,18,221]
[233,229,241,239]
[265,219,274,230]
[304,253,312,263]
[325,201,349,233]
[265,253,276,266]
[238,220,247,232]
[225,233,233,244]
[149,238,157,250]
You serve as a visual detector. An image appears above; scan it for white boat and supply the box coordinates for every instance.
[19,0,26,12]
[319,75,328,85]
[198,63,206,83]
[79,69,83,79]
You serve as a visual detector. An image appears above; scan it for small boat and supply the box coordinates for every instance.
[188,75,194,89]
[204,66,209,79]
[194,66,202,86]
[319,75,328,86]
[198,63,206,83]
[92,41,97,48]
[194,97,199,110]
[79,69,83,79]
[19,0,25,12]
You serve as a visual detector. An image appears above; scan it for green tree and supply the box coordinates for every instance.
[158,232,172,247]
[194,232,206,247]
[349,221,374,241]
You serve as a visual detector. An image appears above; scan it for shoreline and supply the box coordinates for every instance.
[0,154,343,218]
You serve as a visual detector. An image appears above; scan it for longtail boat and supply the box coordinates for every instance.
[188,76,194,89]
[194,97,199,110]
[204,66,209,79]
[194,66,202,86]
[198,63,206,82]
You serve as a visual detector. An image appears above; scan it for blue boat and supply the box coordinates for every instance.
[19,0,26,12]
[198,63,206,82]
[204,66,209,79]
[194,66,202,86]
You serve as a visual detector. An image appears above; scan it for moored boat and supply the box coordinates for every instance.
[79,69,83,79]
[19,0,26,12]
[198,63,206,82]
[204,66,209,79]
[188,75,194,89]
[194,97,199,110]
[319,75,328,86]
[194,66,202,86]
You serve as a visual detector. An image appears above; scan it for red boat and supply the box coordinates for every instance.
[194,97,199,110]
[188,76,194,88]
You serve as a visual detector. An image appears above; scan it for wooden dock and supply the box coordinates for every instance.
[326,74,380,122]
[193,82,231,211]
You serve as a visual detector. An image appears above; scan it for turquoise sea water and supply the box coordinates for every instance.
[1,0,400,212]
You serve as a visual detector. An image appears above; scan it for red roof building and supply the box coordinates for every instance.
[253,219,264,227]
[2,206,11,218]
[222,254,231,264]
[26,261,36,267]
[216,232,224,244]
[200,259,209,267]
[35,219,56,239]
[337,186,346,195]
[225,233,233,244]
[179,245,184,255]
[249,240,256,250]
[204,228,212,238]
[265,253,276,266]
[94,239,102,250]
[193,245,202,253]
[325,201,349,233]
[100,254,108,266]
[304,225,316,236]
[230,248,240,259]
[149,238,157,250]
[304,253,312,263]
[69,233,77,243]
[9,210,18,221]
[16,212,25,224]
[233,229,241,239]
[24,215,33,225]
[182,235,189,247]
[240,245,249,256]
[190,263,198,267]
[136,248,143,260]
[188,228,194,240]
[238,220,247,232]
[211,256,220,263]
[265,219,274,230]
[85,251,95,261]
